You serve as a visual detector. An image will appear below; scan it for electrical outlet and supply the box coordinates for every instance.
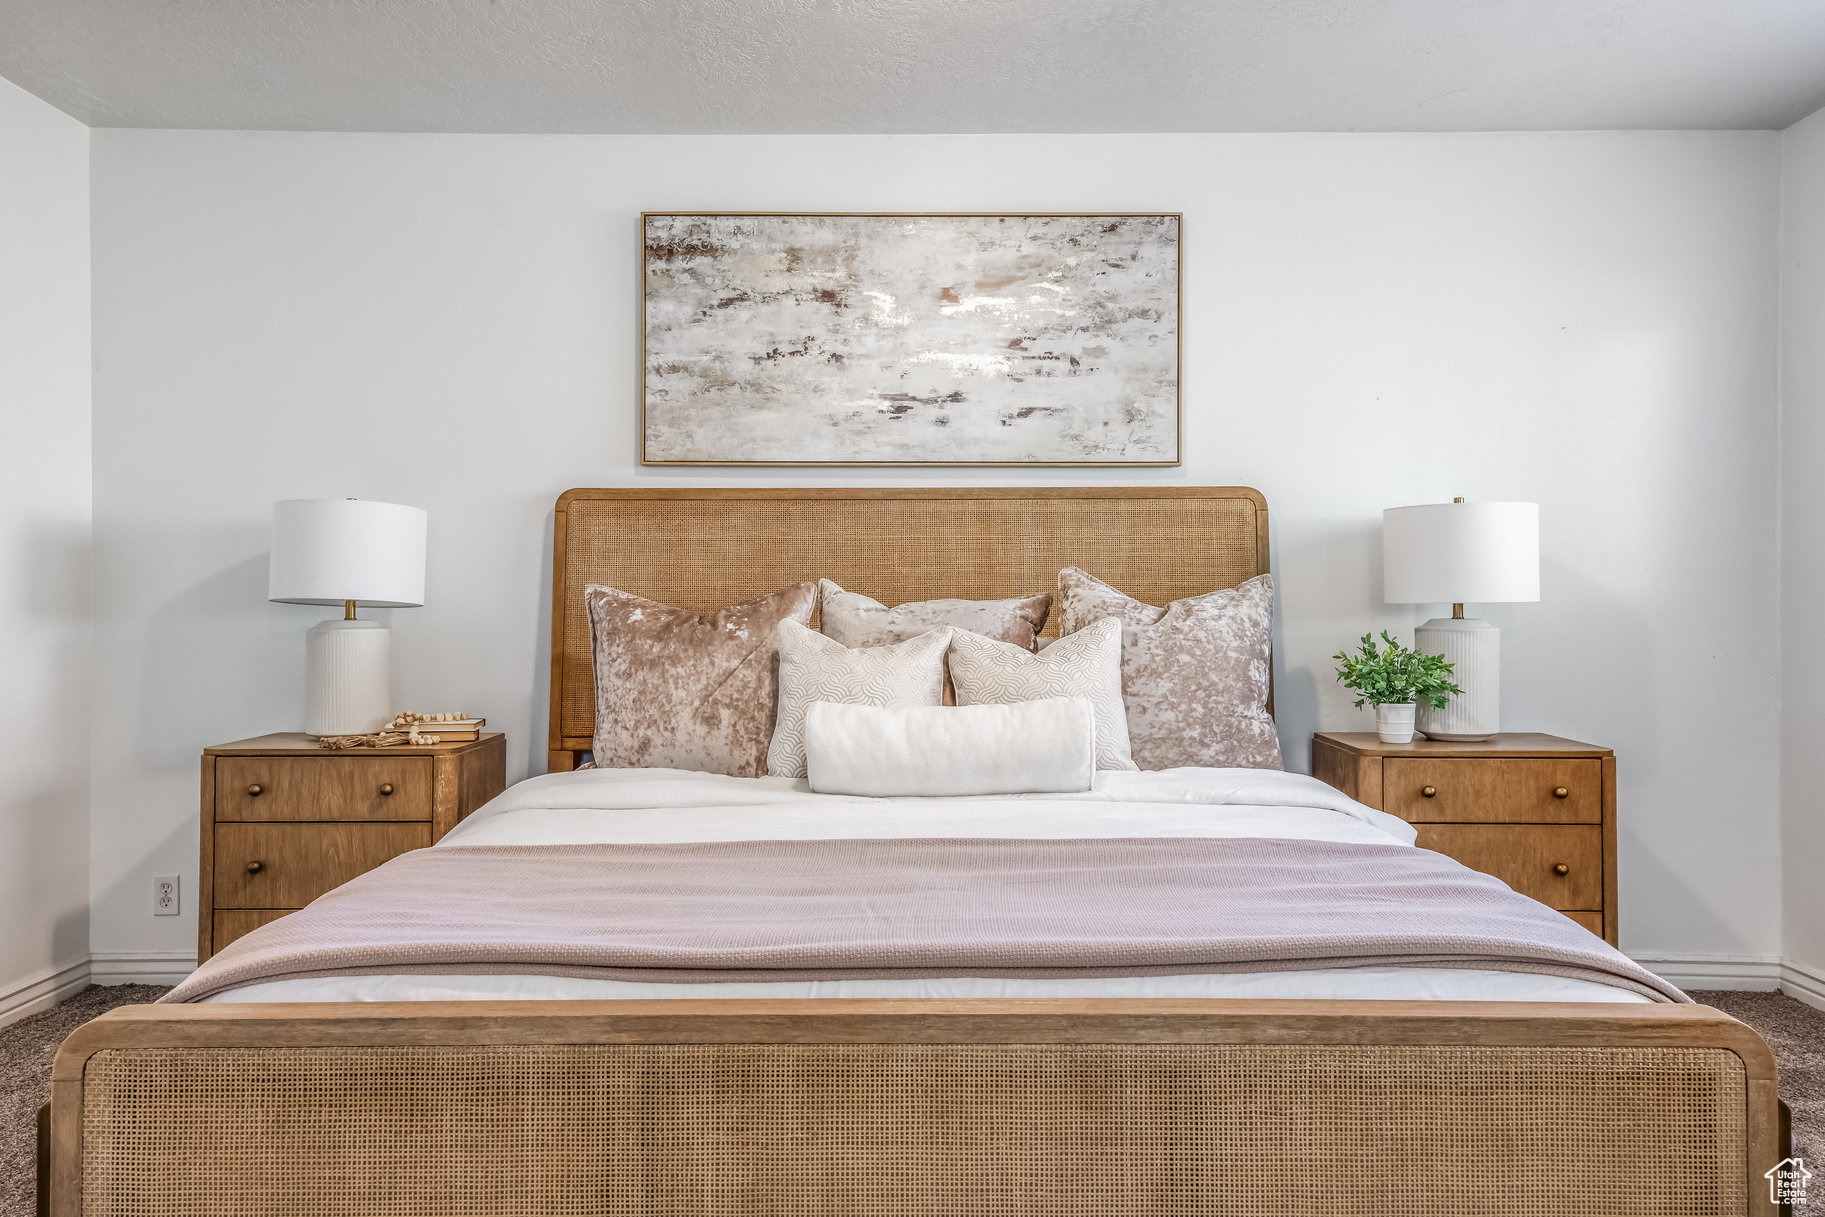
[153,874,180,916]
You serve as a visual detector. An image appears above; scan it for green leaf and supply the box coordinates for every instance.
[1331,629,1464,708]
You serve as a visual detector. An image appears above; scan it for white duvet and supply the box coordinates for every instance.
[209,766,1649,1004]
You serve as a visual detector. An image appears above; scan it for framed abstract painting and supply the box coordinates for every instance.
[641,213,1181,466]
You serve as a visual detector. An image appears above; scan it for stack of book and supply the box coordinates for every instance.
[386,712,486,742]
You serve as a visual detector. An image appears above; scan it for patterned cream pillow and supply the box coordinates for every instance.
[1058,568,1281,771]
[586,581,817,778]
[767,619,952,779]
[946,617,1137,772]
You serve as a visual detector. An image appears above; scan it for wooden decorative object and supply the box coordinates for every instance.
[316,731,422,749]
[319,712,486,749]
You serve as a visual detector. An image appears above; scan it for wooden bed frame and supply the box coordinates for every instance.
[49,486,1783,1216]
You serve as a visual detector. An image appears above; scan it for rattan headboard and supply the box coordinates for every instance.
[548,487,1270,769]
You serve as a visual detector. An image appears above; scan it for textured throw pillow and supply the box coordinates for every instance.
[1057,568,1281,771]
[803,698,1097,797]
[946,616,1137,772]
[586,581,817,778]
[767,619,952,779]
[818,579,1052,704]
[818,579,1052,651]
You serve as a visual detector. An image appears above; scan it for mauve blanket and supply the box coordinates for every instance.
[163,837,1685,1004]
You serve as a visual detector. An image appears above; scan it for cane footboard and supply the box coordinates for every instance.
[51,999,1780,1217]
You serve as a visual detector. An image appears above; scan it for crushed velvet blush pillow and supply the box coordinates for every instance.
[818,579,1051,703]
[585,581,817,778]
[1057,568,1281,771]
[767,619,951,779]
[948,616,1137,772]
[818,580,1051,651]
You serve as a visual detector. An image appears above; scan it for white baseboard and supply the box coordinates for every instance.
[88,951,196,986]
[1627,953,1783,991]
[1779,958,1825,1011]
[0,952,194,1028]
[0,958,92,1028]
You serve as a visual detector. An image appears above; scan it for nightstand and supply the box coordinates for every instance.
[1311,732,1617,945]
[197,732,506,961]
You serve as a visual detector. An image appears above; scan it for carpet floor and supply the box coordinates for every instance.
[0,985,167,1217]
[1691,988,1825,1160]
[3,984,1821,1214]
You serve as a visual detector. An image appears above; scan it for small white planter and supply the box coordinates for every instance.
[1375,702,1417,744]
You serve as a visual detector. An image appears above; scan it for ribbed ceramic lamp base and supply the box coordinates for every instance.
[1414,616,1500,741]
[304,619,392,736]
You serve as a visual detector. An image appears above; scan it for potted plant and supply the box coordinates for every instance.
[1332,631,1463,743]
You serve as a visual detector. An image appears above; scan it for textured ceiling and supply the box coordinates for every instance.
[3,0,1824,133]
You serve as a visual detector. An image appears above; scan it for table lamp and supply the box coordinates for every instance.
[1382,498,1539,741]
[269,498,427,737]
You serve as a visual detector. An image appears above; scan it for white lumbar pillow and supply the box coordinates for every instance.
[767,619,952,779]
[946,615,1137,771]
[803,698,1096,797]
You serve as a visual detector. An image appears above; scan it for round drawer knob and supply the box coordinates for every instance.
[379,783,395,796]
[246,784,263,797]
[1420,786,1437,799]
[1553,862,1570,876]
[246,860,264,874]
[1553,786,1570,799]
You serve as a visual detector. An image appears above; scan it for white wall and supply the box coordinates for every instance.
[1780,106,1825,999]
[88,129,1783,972]
[0,77,91,1019]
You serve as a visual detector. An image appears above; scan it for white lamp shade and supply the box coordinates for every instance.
[1383,501,1540,605]
[269,499,427,608]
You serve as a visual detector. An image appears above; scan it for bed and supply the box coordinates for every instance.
[48,487,1782,1216]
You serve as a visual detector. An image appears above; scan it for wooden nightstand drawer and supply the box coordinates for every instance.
[212,908,295,952]
[1312,733,1616,946]
[1414,823,1602,910]
[201,733,506,962]
[1383,758,1601,824]
[1561,911,1605,936]
[216,755,434,822]
[213,821,430,907]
